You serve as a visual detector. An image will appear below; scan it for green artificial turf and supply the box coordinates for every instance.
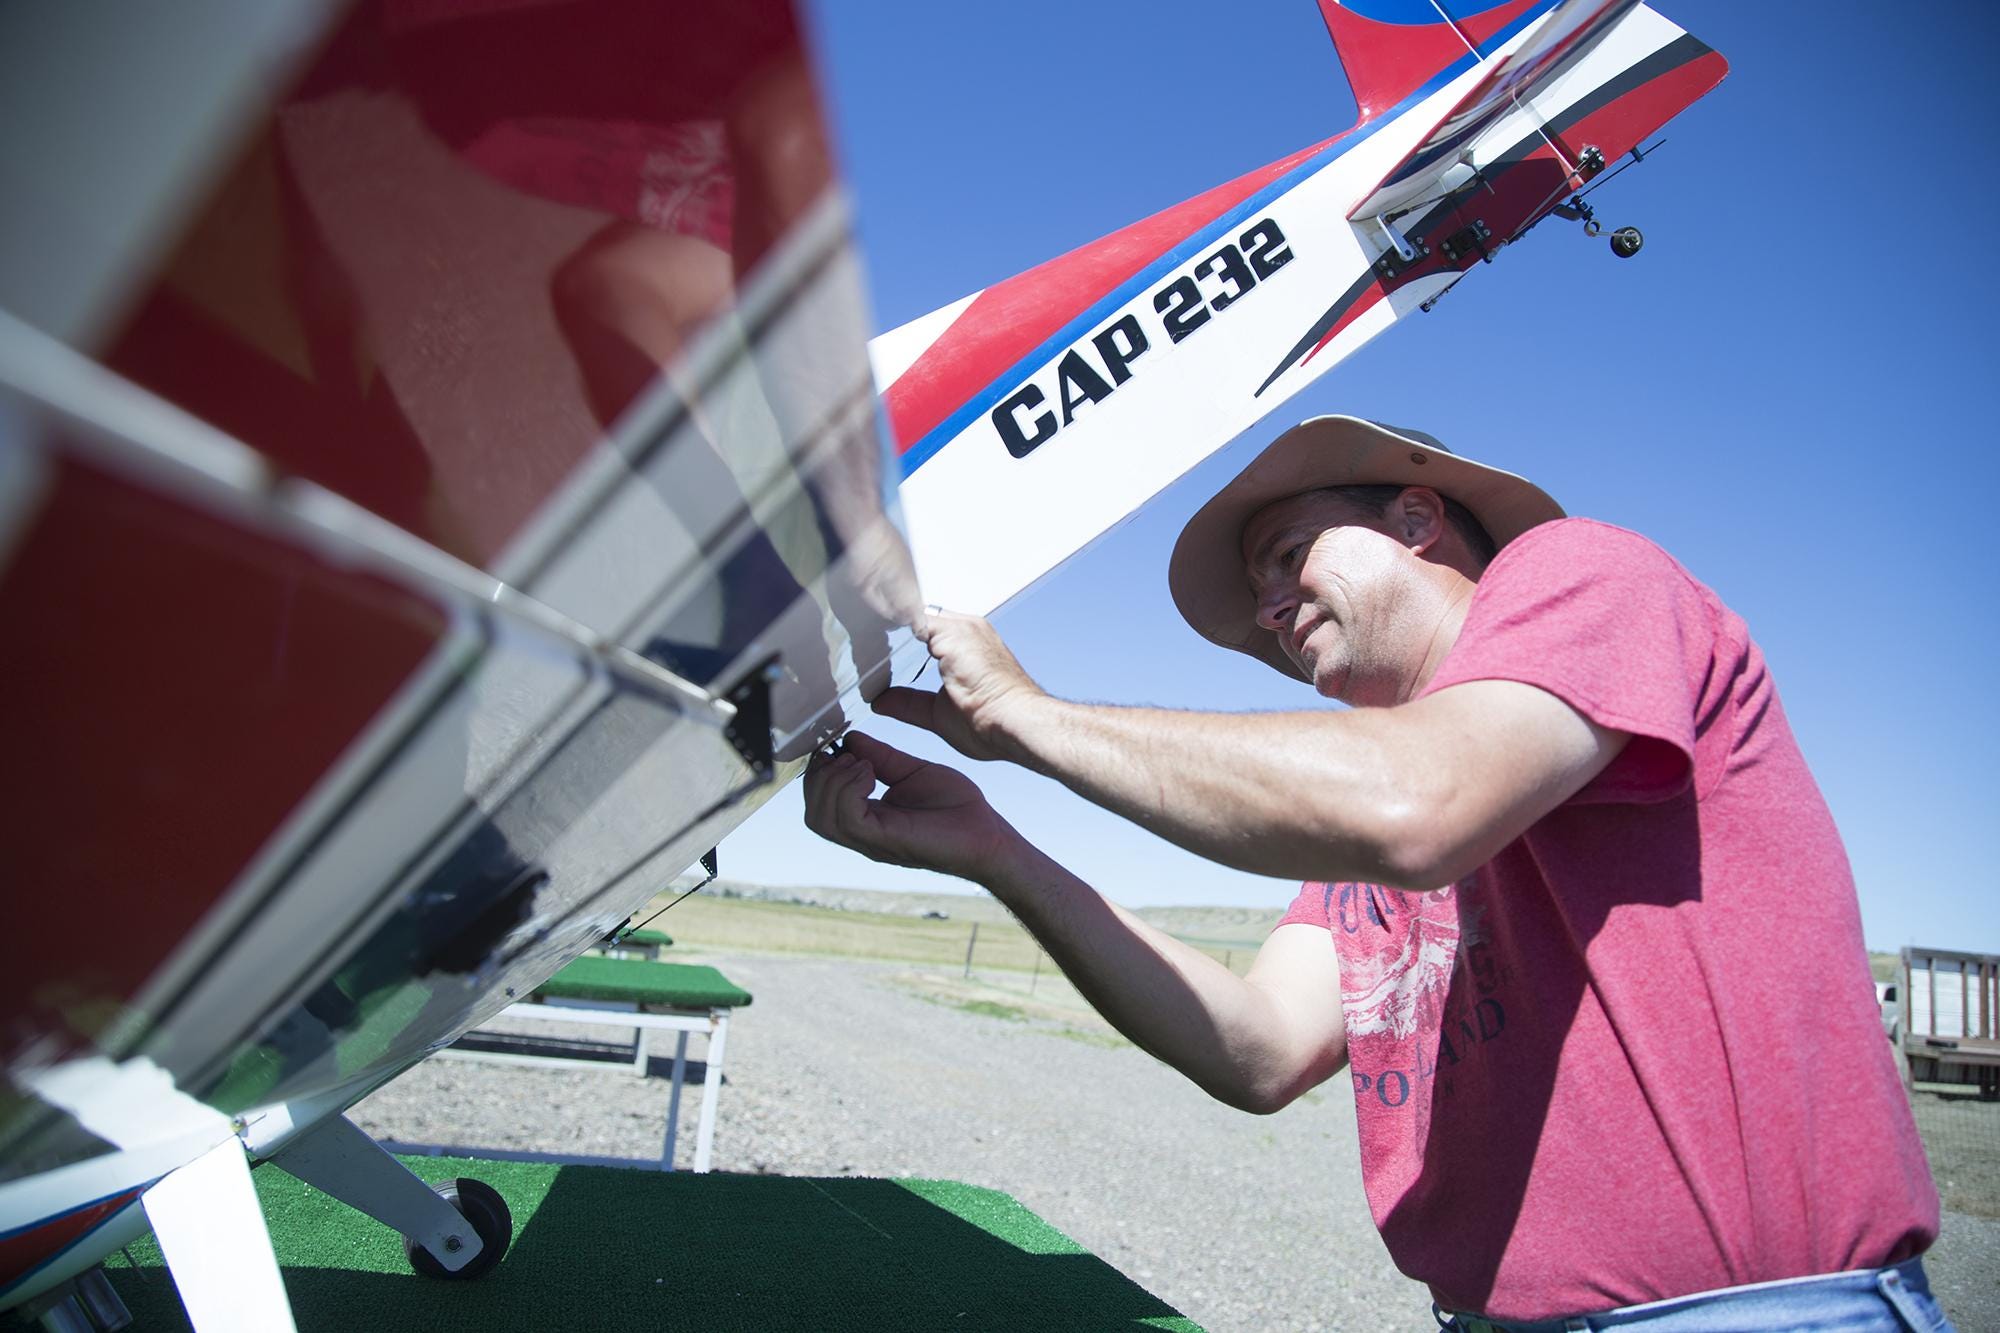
[103,1156,1200,1331]
[536,957,751,1010]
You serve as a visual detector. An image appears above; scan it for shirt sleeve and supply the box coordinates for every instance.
[1421,519,1715,805]
[1277,880,1337,930]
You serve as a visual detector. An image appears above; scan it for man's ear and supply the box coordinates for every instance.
[1395,486,1448,552]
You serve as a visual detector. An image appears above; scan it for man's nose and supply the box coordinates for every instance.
[1255,587,1296,633]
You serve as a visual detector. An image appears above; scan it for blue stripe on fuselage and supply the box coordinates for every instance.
[1341,0,1474,24]
[0,1182,151,1301]
[897,0,1560,478]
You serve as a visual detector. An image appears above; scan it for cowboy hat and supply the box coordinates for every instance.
[1167,416,1564,681]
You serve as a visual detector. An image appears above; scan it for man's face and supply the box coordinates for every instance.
[1239,490,1415,704]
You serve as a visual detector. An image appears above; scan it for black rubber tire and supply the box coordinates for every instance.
[1609,226,1644,258]
[405,1177,512,1280]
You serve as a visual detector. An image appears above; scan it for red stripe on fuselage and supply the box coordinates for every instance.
[0,1189,140,1293]
[882,137,1340,454]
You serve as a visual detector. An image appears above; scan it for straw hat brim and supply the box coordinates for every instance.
[1167,416,1565,682]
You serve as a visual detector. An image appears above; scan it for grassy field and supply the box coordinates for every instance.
[644,887,1279,977]
[635,888,1282,1035]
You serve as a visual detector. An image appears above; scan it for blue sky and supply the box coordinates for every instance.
[722,1,2000,954]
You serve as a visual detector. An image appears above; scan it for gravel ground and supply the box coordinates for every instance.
[354,954,1998,1332]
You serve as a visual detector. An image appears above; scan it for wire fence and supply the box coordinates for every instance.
[1904,1076,1999,1220]
[960,926,1253,994]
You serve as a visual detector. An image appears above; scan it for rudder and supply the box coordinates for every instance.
[1316,0,1553,124]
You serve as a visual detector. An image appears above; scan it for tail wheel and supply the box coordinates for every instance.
[1609,226,1644,258]
[405,1177,512,1280]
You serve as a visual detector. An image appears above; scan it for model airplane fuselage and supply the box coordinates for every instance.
[0,1,1724,1325]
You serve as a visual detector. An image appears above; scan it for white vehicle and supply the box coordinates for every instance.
[1874,981,1899,1042]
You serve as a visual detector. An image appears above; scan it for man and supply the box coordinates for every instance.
[803,416,1945,1331]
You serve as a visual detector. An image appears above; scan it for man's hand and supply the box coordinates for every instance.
[872,611,1048,764]
[802,731,1025,881]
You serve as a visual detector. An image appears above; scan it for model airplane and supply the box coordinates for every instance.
[0,0,1723,1327]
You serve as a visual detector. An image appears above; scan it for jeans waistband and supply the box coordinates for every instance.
[1439,1258,1942,1333]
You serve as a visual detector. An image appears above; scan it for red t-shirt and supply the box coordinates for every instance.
[1278,519,1937,1321]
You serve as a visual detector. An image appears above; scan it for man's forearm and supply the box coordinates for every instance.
[980,838,1334,1113]
[996,695,1421,885]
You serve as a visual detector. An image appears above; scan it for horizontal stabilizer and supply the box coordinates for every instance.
[1348,0,1636,221]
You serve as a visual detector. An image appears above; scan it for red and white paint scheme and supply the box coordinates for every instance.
[0,1,1723,1327]
[882,0,1725,615]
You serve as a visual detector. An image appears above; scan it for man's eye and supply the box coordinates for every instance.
[1281,544,1304,568]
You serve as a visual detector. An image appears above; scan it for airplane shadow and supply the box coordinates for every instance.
[106,1164,1199,1331]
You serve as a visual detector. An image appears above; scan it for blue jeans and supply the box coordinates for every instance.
[1435,1259,1954,1332]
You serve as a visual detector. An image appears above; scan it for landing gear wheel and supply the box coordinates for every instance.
[1609,226,1644,258]
[405,1178,512,1280]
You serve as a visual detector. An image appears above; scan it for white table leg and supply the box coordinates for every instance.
[693,1012,728,1174]
[662,1030,689,1171]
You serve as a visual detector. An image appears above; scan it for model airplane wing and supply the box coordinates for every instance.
[0,1,915,1317]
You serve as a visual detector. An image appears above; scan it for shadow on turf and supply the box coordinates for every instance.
[107,1167,1199,1331]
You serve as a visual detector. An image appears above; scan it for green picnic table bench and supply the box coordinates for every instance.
[596,927,673,959]
[452,956,751,1172]
[534,956,746,1008]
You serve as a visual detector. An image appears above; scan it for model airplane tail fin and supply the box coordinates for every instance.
[1317,0,1553,125]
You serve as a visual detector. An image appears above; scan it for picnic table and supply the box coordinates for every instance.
[450,956,750,1171]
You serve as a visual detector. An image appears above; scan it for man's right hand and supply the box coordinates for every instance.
[872,611,1049,766]
[802,730,1025,882]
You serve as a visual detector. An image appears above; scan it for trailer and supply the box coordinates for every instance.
[1900,947,2000,1096]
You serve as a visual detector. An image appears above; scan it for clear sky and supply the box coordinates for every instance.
[721,0,2000,955]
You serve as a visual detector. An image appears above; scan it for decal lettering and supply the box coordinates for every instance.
[1090,314,1148,385]
[1193,242,1256,311]
[993,384,1059,458]
[993,217,1295,458]
[1056,349,1114,424]
[1241,218,1294,280]
[1154,276,1211,343]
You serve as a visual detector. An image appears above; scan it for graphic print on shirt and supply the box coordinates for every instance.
[1341,883,1463,1039]
[1327,880,1514,1150]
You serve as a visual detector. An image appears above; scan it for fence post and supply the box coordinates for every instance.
[1030,949,1042,995]
[1224,949,1234,973]
[963,922,979,979]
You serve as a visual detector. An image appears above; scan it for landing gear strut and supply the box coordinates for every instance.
[268,1115,512,1280]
